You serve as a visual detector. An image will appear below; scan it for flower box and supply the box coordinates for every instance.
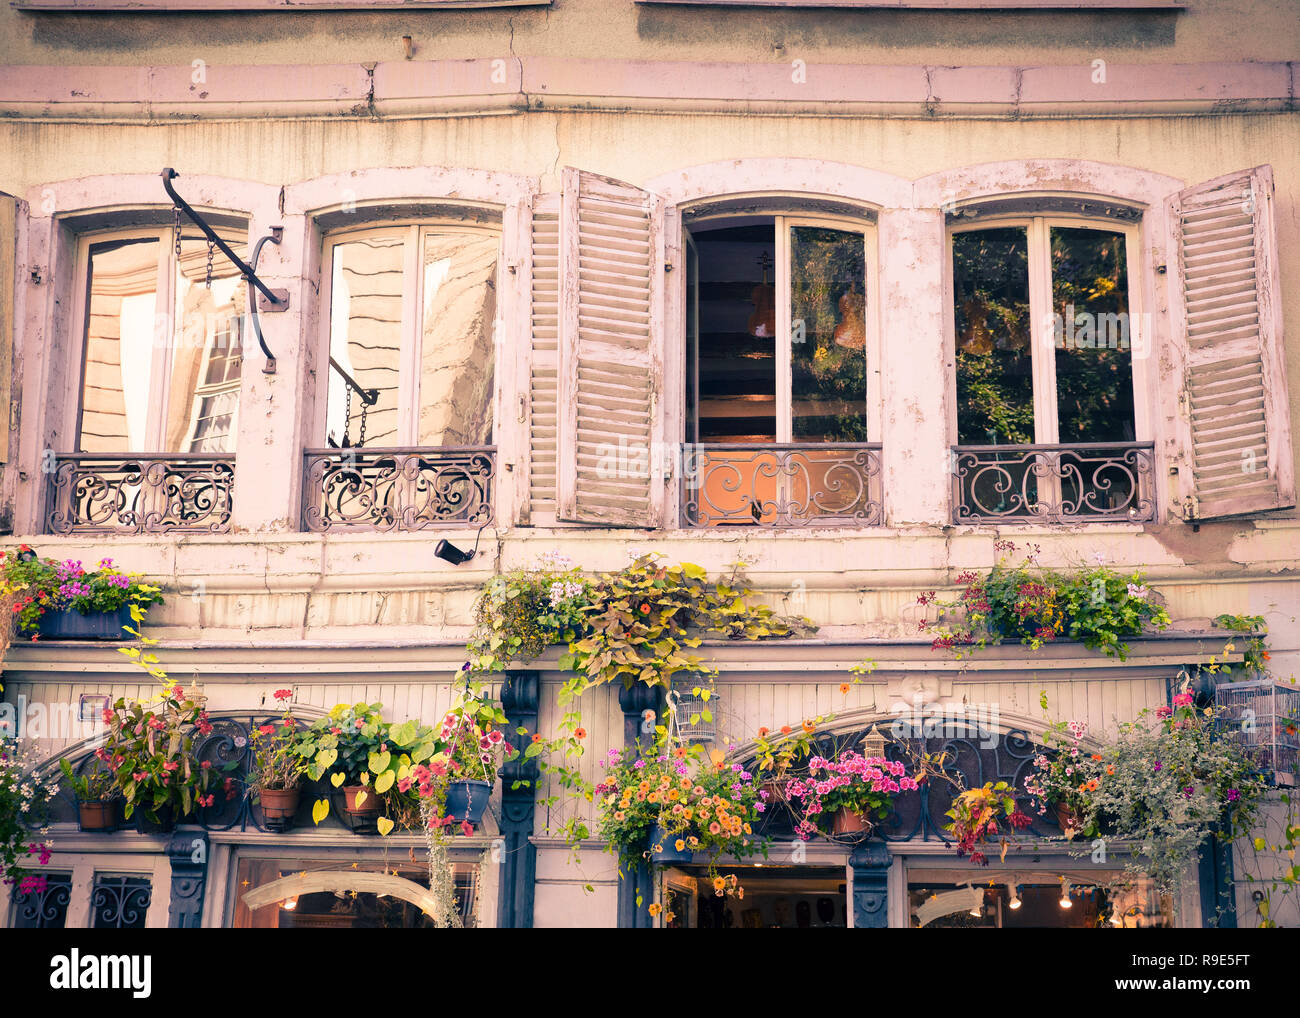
[37,604,133,641]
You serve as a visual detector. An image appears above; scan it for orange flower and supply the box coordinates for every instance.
[674,747,687,759]
[839,683,851,695]
[757,727,770,737]
[648,902,662,917]
[574,728,587,740]
[1091,754,1103,761]
[801,719,816,734]
[1106,765,1115,775]
[712,876,727,893]
[780,726,792,735]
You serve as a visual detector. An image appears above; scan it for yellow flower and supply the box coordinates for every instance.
[712,876,727,892]
[648,903,662,917]
[675,839,686,852]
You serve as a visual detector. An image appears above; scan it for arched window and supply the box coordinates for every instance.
[947,201,1155,523]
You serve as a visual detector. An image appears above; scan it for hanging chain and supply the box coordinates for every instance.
[357,396,368,449]
[342,386,353,448]
[172,205,182,262]
[205,237,215,289]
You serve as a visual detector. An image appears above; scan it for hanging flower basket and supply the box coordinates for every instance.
[443,779,492,827]
[648,825,694,865]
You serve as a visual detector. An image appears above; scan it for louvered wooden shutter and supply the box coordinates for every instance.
[521,193,561,523]
[1170,165,1294,519]
[0,193,13,466]
[555,168,665,527]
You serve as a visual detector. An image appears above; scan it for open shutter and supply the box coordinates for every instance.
[556,168,665,527]
[0,192,14,467]
[1170,165,1294,519]
[522,192,561,523]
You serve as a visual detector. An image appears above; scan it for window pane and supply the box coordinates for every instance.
[790,226,867,442]
[1051,227,1135,443]
[692,223,776,443]
[417,231,499,446]
[79,238,159,452]
[91,874,152,929]
[952,227,1034,445]
[231,856,478,929]
[166,233,247,453]
[327,233,405,447]
[10,873,72,929]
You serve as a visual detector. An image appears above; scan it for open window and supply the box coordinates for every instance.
[948,209,1156,524]
[303,221,500,532]
[682,211,882,527]
[48,222,246,535]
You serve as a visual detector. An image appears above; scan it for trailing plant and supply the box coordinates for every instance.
[0,734,58,896]
[2,549,163,637]
[785,748,920,840]
[1208,614,1270,682]
[1022,711,1106,839]
[466,553,592,674]
[919,541,1170,661]
[943,781,1033,866]
[247,689,306,795]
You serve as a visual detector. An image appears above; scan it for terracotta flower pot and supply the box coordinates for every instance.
[342,784,380,818]
[259,787,301,829]
[1055,802,1081,838]
[831,807,869,837]
[77,800,117,832]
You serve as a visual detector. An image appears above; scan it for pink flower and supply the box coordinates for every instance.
[1172,692,1194,707]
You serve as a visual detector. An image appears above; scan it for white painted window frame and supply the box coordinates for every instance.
[315,220,504,448]
[6,850,171,929]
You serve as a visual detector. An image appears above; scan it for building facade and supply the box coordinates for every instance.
[1,0,1298,929]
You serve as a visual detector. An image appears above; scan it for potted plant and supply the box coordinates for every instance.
[785,748,921,840]
[594,740,767,899]
[429,695,511,830]
[944,781,1033,866]
[101,684,225,832]
[247,689,306,831]
[59,754,119,832]
[2,549,163,642]
[294,702,437,834]
[750,721,825,807]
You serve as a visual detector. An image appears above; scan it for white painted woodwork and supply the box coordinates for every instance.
[1169,165,1294,519]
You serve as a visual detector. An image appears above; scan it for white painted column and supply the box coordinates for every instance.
[230,206,313,533]
[877,207,950,527]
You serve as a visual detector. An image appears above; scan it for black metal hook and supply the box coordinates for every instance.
[162,168,287,374]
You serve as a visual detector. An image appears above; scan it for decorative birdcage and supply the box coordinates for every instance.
[1215,680,1300,785]
[668,680,719,745]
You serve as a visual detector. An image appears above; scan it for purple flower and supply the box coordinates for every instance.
[1227,789,1240,802]
[1153,761,1161,772]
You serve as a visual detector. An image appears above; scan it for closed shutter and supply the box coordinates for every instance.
[555,168,665,527]
[523,193,561,522]
[1170,165,1294,519]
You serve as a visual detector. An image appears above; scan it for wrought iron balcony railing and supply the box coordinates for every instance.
[952,442,1156,524]
[302,446,495,532]
[682,442,883,527]
[47,453,235,535]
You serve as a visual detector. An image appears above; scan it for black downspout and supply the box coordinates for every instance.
[497,671,540,929]
[617,683,665,929]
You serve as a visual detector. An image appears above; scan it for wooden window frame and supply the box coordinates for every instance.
[683,211,883,446]
[66,224,248,454]
[945,213,1150,449]
[315,220,503,449]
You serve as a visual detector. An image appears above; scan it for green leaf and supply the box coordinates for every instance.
[368,750,392,774]
[374,770,395,794]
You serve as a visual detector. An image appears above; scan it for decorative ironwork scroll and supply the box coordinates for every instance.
[47,453,234,535]
[683,443,883,527]
[302,446,495,532]
[952,442,1156,524]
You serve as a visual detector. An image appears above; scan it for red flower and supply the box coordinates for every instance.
[639,604,650,614]
[574,728,587,740]
[273,689,293,701]
[258,724,276,736]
